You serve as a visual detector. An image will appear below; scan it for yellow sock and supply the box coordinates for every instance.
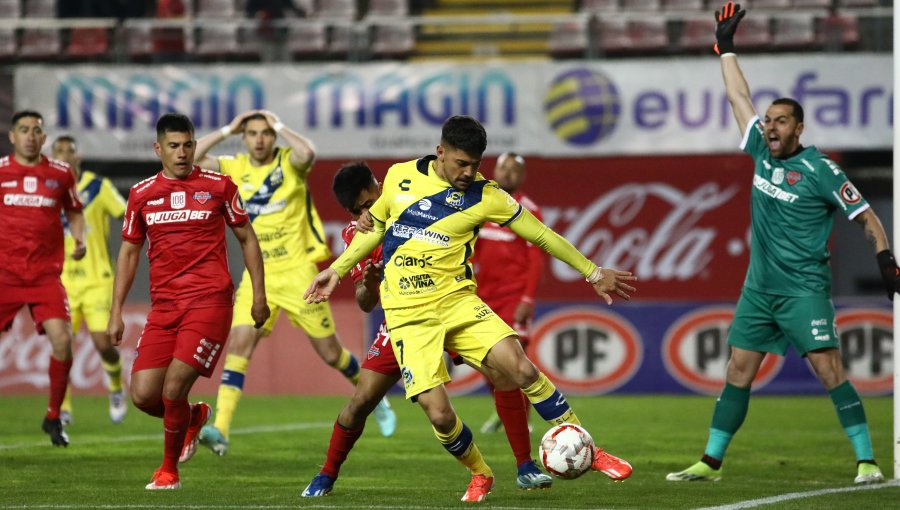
[61,386,72,414]
[334,348,361,385]
[434,416,493,477]
[101,357,123,393]
[523,373,580,426]
[214,354,249,438]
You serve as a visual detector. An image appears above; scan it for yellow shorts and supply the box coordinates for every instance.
[232,263,336,338]
[384,289,515,399]
[65,280,113,333]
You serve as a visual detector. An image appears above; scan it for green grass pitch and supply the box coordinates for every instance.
[1,394,897,509]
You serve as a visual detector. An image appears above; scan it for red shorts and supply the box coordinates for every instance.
[362,320,401,379]
[132,305,231,378]
[0,279,70,334]
[482,297,531,349]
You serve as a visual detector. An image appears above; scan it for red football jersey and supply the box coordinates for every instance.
[341,221,383,285]
[122,167,248,310]
[472,192,544,304]
[0,154,82,285]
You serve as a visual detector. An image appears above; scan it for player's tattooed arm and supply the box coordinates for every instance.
[853,208,890,253]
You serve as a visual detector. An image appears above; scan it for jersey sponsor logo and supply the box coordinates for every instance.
[399,179,411,191]
[397,274,436,293]
[193,191,211,204]
[192,338,221,370]
[23,176,37,193]
[786,171,802,185]
[408,208,439,221]
[246,198,285,217]
[662,307,783,394]
[145,209,213,225]
[170,191,186,209]
[394,192,416,205]
[1,180,16,188]
[3,193,57,207]
[809,316,835,342]
[393,254,433,268]
[771,168,784,185]
[418,198,432,211]
[839,182,862,204]
[147,197,164,206]
[527,308,642,394]
[391,223,450,246]
[836,309,892,395]
[401,366,414,389]
[753,174,798,203]
[445,190,464,208]
[44,179,59,189]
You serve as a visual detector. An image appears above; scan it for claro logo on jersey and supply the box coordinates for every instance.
[836,309,892,395]
[662,307,783,395]
[393,255,433,268]
[527,308,641,394]
[145,210,212,225]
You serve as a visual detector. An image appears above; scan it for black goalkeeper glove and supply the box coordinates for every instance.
[876,250,900,301]
[714,2,746,55]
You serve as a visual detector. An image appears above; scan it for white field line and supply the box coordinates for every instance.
[0,421,332,451]
[0,506,596,510]
[693,479,900,510]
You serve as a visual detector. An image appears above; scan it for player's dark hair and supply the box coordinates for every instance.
[240,113,271,133]
[53,135,76,148]
[156,113,194,139]
[441,115,487,157]
[772,98,804,123]
[11,109,43,126]
[333,161,376,213]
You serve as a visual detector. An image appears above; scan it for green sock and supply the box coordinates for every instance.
[829,380,873,461]
[704,383,750,462]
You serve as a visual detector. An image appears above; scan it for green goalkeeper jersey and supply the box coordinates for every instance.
[740,116,869,297]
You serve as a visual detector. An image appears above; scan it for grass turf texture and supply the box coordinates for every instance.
[0,394,896,509]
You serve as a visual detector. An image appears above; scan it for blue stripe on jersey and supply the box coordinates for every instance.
[62,176,103,229]
[244,150,284,221]
[382,180,488,266]
[442,422,474,457]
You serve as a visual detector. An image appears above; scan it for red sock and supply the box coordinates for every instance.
[46,357,72,420]
[136,400,165,418]
[321,420,364,479]
[494,388,532,465]
[161,398,190,474]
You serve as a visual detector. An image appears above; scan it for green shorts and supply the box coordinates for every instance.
[728,287,839,357]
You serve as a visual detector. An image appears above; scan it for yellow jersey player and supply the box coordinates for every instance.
[306,115,637,502]
[53,136,128,425]
[193,110,395,455]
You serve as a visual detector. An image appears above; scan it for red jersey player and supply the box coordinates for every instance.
[0,110,85,447]
[302,162,552,498]
[108,113,269,490]
[471,153,545,434]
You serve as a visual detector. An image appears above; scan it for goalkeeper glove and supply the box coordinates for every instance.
[714,2,746,55]
[876,250,900,301]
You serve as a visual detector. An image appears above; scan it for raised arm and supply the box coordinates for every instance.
[259,110,315,172]
[715,2,757,134]
[195,111,258,171]
[231,221,270,328]
[852,208,900,300]
[108,240,142,345]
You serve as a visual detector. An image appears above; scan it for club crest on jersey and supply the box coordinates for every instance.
[771,168,784,185]
[45,179,59,189]
[786,171,802,186]
[24,176,37,193]
[170,191,186,209]
[445,190,464,208]
[193,191,211,204]
[840,182,862,204]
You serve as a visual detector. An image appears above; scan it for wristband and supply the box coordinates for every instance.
[272,121,285,133]
[219,125,231,139]
[586,266,604,285]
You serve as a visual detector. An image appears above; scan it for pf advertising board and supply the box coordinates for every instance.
[15,55,891,160]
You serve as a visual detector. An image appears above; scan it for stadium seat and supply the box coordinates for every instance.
[195,0,236,18]
[368,0,409,16]
[750,0,792,8]
[837,0,877,7]
[818,13,859,51]
[286,22,327,58]
[124,22,154,60]
[195,22,250,60]
[66,27,109,59]
[22,0,54,17]
[371,23,415,59]
[662,0,704,11]
[315,0,357,19]
[678,16,716,52]
[18,28,60,59]
[772,15,818,50]
[580,0,620,13]
[790,0,830,7]
[549,20,589,58]
[328,24,353,56]
[732,15,771,51]
[596,18,668,54]
[0,28,16,60]
[0,0,21,18]
[621,0,662,10]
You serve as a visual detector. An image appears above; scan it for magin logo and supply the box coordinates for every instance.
[544,68,620,146]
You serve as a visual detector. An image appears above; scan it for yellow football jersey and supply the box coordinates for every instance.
[62,170,126,287]
[218,147,330,273]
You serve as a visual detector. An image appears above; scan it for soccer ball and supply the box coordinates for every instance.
[539,424,595,479]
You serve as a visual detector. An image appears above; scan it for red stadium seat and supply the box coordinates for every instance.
[679,16,716,52]
[66,28,110,59]
[580,0,620,13]
[18,28,60,59]
[371,23,415,59]
[772,15,818,50]
[549,20,589,58]
[286,22,327,58]
[732,15,771,50]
